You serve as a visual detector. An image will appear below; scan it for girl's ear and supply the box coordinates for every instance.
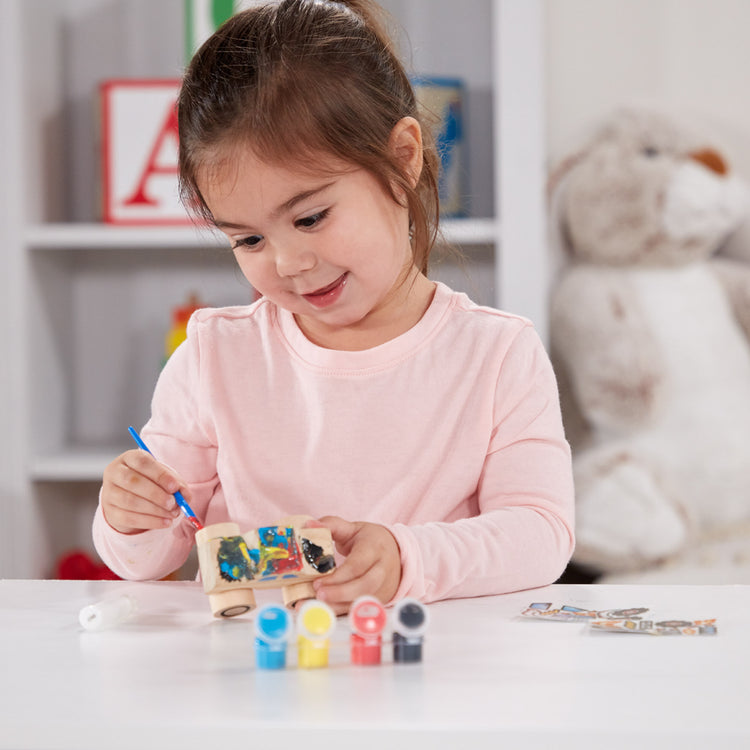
[389,116,423,187]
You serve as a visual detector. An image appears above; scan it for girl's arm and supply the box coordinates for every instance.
[93,334,219,581]
[387,325,576,603]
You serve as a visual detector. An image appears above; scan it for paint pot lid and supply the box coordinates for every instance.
[349,595,387,637]
[392,597,429,637]
[298,600,336,640]
[255,603,293,643]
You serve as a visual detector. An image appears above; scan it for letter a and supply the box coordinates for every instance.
[122,102,179,207]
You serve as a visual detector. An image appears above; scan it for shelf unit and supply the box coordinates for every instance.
[25,218,500,484]
[1,0,545,578]
[25,218,499,251]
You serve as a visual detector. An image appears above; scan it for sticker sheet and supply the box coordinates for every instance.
[521,602,717,635]
[590,617,717,635]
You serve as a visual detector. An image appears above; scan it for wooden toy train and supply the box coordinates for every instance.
[196,515,336,617]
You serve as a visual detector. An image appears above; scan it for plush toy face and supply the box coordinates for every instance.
[559,108,748,266]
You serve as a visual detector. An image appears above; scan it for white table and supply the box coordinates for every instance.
[0,580,746,749]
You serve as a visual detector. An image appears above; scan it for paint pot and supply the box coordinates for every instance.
[392,598,429,663]
[297,600,337,668]
[349,595,387,665]
[254,603,293,669]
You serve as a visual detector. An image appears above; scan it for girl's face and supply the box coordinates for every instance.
[200,144,431,350]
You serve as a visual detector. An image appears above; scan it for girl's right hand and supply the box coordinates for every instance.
[101,449,187,534]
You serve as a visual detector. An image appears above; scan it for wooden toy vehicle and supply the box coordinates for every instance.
[196,515,336,618]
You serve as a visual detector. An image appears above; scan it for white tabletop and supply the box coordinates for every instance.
[0,579,746,749]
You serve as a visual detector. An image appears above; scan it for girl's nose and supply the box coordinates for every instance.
[274,245,317,277]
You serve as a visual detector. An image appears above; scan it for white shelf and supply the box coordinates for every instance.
[25,218,499,250]
[442,218,498,245]
[31,448,124,482]
[25,224,226,250]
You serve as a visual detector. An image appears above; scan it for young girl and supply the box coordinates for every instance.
[95,0,574,614]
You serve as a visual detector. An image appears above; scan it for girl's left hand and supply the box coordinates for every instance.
[311,516,402,615]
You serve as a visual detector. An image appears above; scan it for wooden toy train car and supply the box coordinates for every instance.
[196,515,336,618]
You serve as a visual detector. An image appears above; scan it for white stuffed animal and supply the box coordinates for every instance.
[550,107,750,581]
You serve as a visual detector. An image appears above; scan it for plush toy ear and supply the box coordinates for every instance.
[547,151,585,201]
[546,151,586,284]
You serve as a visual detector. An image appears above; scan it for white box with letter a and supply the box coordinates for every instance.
[101,79,189,225]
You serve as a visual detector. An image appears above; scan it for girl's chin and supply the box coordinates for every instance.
[293,307,376,346]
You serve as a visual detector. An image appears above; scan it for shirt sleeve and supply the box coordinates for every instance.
[92,316,220,581]
[387,324,575,603]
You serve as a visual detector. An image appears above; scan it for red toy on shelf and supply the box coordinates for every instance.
[165,292,206,363]
[55,550,120,580]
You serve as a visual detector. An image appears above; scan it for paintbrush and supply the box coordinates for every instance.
[128,426,203,531]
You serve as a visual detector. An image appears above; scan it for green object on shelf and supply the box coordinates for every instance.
[212,0,235,28]
[184,0,248,63]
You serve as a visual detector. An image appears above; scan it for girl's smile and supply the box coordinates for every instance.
[301,272,349,308]
[200,143,435,351]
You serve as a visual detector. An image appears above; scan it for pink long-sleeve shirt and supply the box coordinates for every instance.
[93,282,574,602]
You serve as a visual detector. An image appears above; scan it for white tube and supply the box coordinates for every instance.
[79,595,137,631]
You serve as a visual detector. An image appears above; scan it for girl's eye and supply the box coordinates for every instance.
[295,208,330,229]
[232,234,264,250]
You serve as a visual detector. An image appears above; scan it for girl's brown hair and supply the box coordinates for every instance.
[177,0,440,272]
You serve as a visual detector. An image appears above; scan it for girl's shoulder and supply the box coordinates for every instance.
[442,285,534,338]
[179,298,288,362]
[436,285,548,372]
[187,297,275,334]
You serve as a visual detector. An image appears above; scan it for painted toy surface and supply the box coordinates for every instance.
[196,515,336,618]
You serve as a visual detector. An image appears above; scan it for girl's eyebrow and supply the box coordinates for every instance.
[213,181,335,230]
[271,181,335,218]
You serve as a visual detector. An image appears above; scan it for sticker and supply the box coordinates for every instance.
[591,618,717,636]
[521,602,649,623]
